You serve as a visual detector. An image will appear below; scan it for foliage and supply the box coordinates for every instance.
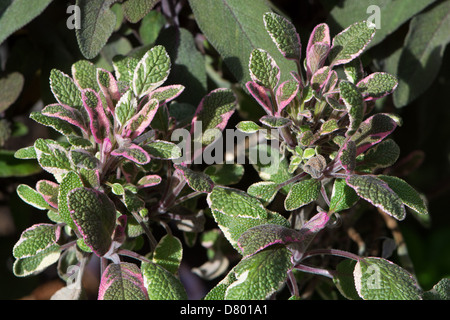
[1,0,450,301]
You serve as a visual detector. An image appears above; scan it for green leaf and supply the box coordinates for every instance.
[355,138,400,172]
[68,187,116,256]
[423,278,450,300]
[236,121,261,134]
[378,175,428,215]
[329,21,376,66]
[247,181,279,204]
[0,72,24,113]
[13,224,61,259]
[259,115,292,128]
[354,257,422,300]
[49,69,83,111]
[17,184,51,210]
[207,186,289,249]
[174,164,214,193]
[329,179,359,213]
[203,164,245,186]
[284,179,321,211]
[339,81,364,136]
[188,0,296,87]
[34,139,72,176]
[58,171,84,230]
[346,175,406,220]
[141,261,188,300]
[75,0,117,59]
[325,0,436,49]
[204,268,237,300]
[122,0,160,23]
[249,49,280,90]
[112,55,140,85]
[144,140,181,160]
[263,12,301,61]
[338,140,357,173]
[393,0,450,107]
[191,88,236,146]
[13,246,61,277]
[133,45,171,98]
[98,262,148,300]
[333,259,362,300]
[30,112,81,137]
[139,10,166,45]
[71,60,100,91]
[115,90,137,126]
[225,246,292,299]
[357,72,398,101]
[0,0,54,45]
[0,149,41,177]
[152,234,183,275]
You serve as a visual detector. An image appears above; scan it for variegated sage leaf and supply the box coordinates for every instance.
[236,121,261,134]
[82,88,110,144]
[36,180,59,209]
[245,81,273,115]
[98,262,148,300]
[174,164,214,193]
[249,49,280,90]
[260,115,292,128]
[329,179,359,213]
[17,184,51,211]
[207,186,289,250]
[346,175,406,220]
[141,261,188,300]
[41,104,88,134]
[329,21,375,66]
[152,234,183,275]
[275,79,299,115]
[225,246,292,300]
[133,45,171,98]
[203,164,245,186]
[34,139,72,176]
[13,224,61,259]
[357,72,398,101]
[247,181,279,205]
[284,179,321,211]
[58,171,84,231]
[143,140,181,160]
[340,81,364,137]
[355,138,400,172]
[68,187,116,256]
[122,98,159,139]
[354,257,422,300]
[111,143,151,165]
[72,60,100,91]
[49,69,83,110]
[263,12,301,61]
[13,246,61,277]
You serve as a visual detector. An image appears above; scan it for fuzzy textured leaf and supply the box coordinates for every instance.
[141,262,188,300]
[284,179,321,211]
[263,12,301,61]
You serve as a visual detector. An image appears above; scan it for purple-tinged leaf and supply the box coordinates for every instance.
[306,23,331,57]
[115,90,137,127]
[191,88,237,146]
[275,79,299,115]
[351,113,398,155]
[41,104,88,134]
[68,187,117,257]
[36,180,59,209]
[137,174,162,188]
[357,72,398,101]
[249,48,280,90]
[81,88,110,143]
[148,84,185,105]
[13,223,62,259]
[260,115,292,128]
[344,58,364,83]
[69,149,101,170]
[329,21,376,67]
[175,164,214,193]
[245,81,273,116]
[338,140,357,173]
[346,175,406,220]
[98,262,148,300]
[113,215,127,245]
[310,66,331,93]
[306,42,330,79]
[71,60,100,91]
[111,143,151,165]
[263,12,301,62]
[97,68,120,113]
[122,98,159,139]
[291,211,329,260]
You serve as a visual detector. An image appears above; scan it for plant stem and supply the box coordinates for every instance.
[117,249,151,263]
[295,264,335,279]
[130,210,158,252]
[302,248,361,261]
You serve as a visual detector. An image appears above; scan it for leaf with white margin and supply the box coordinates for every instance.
[247,181,279,204]
[378,175,428,216]
[263,12,301,61]
[260,115,292,128]
[357,72,398,101]
[174,164,214,193]
[34,139,71,176]
[115,90,137,127]
[17,184,51,211]
[354,257,422,300]
[13,245,61,277]
[133,45,171,98]
[337,140,357,173]
[225,245,292,300]
[13,224,61,259]
[36,180,59,209]
[141,261,188,300]
[58,171,84,230]
[69,149,100,170]
[207,186,289,250]
[245,81,273,115]
[97,68,120,112]
[122,98,159,139]
[329,21,375,66]
[284,179,321,211]
[68,187,116,257]
[306,22,330,77]
[355,138,400,172]
[71,60,100,91]
[249,49,280,90]
[147,84,185,105]
[98,262,148,300]
[41,104,87,133]
[30,112,81,137]
[152,234,183,275]
[49,69,83,111]
[346,175,406,220]
[137,174,161,188]
[236,121,261,134]
[275,79,299,115]
[143,140,181,160]
[111,143,151,165]
[340,80,364,137]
